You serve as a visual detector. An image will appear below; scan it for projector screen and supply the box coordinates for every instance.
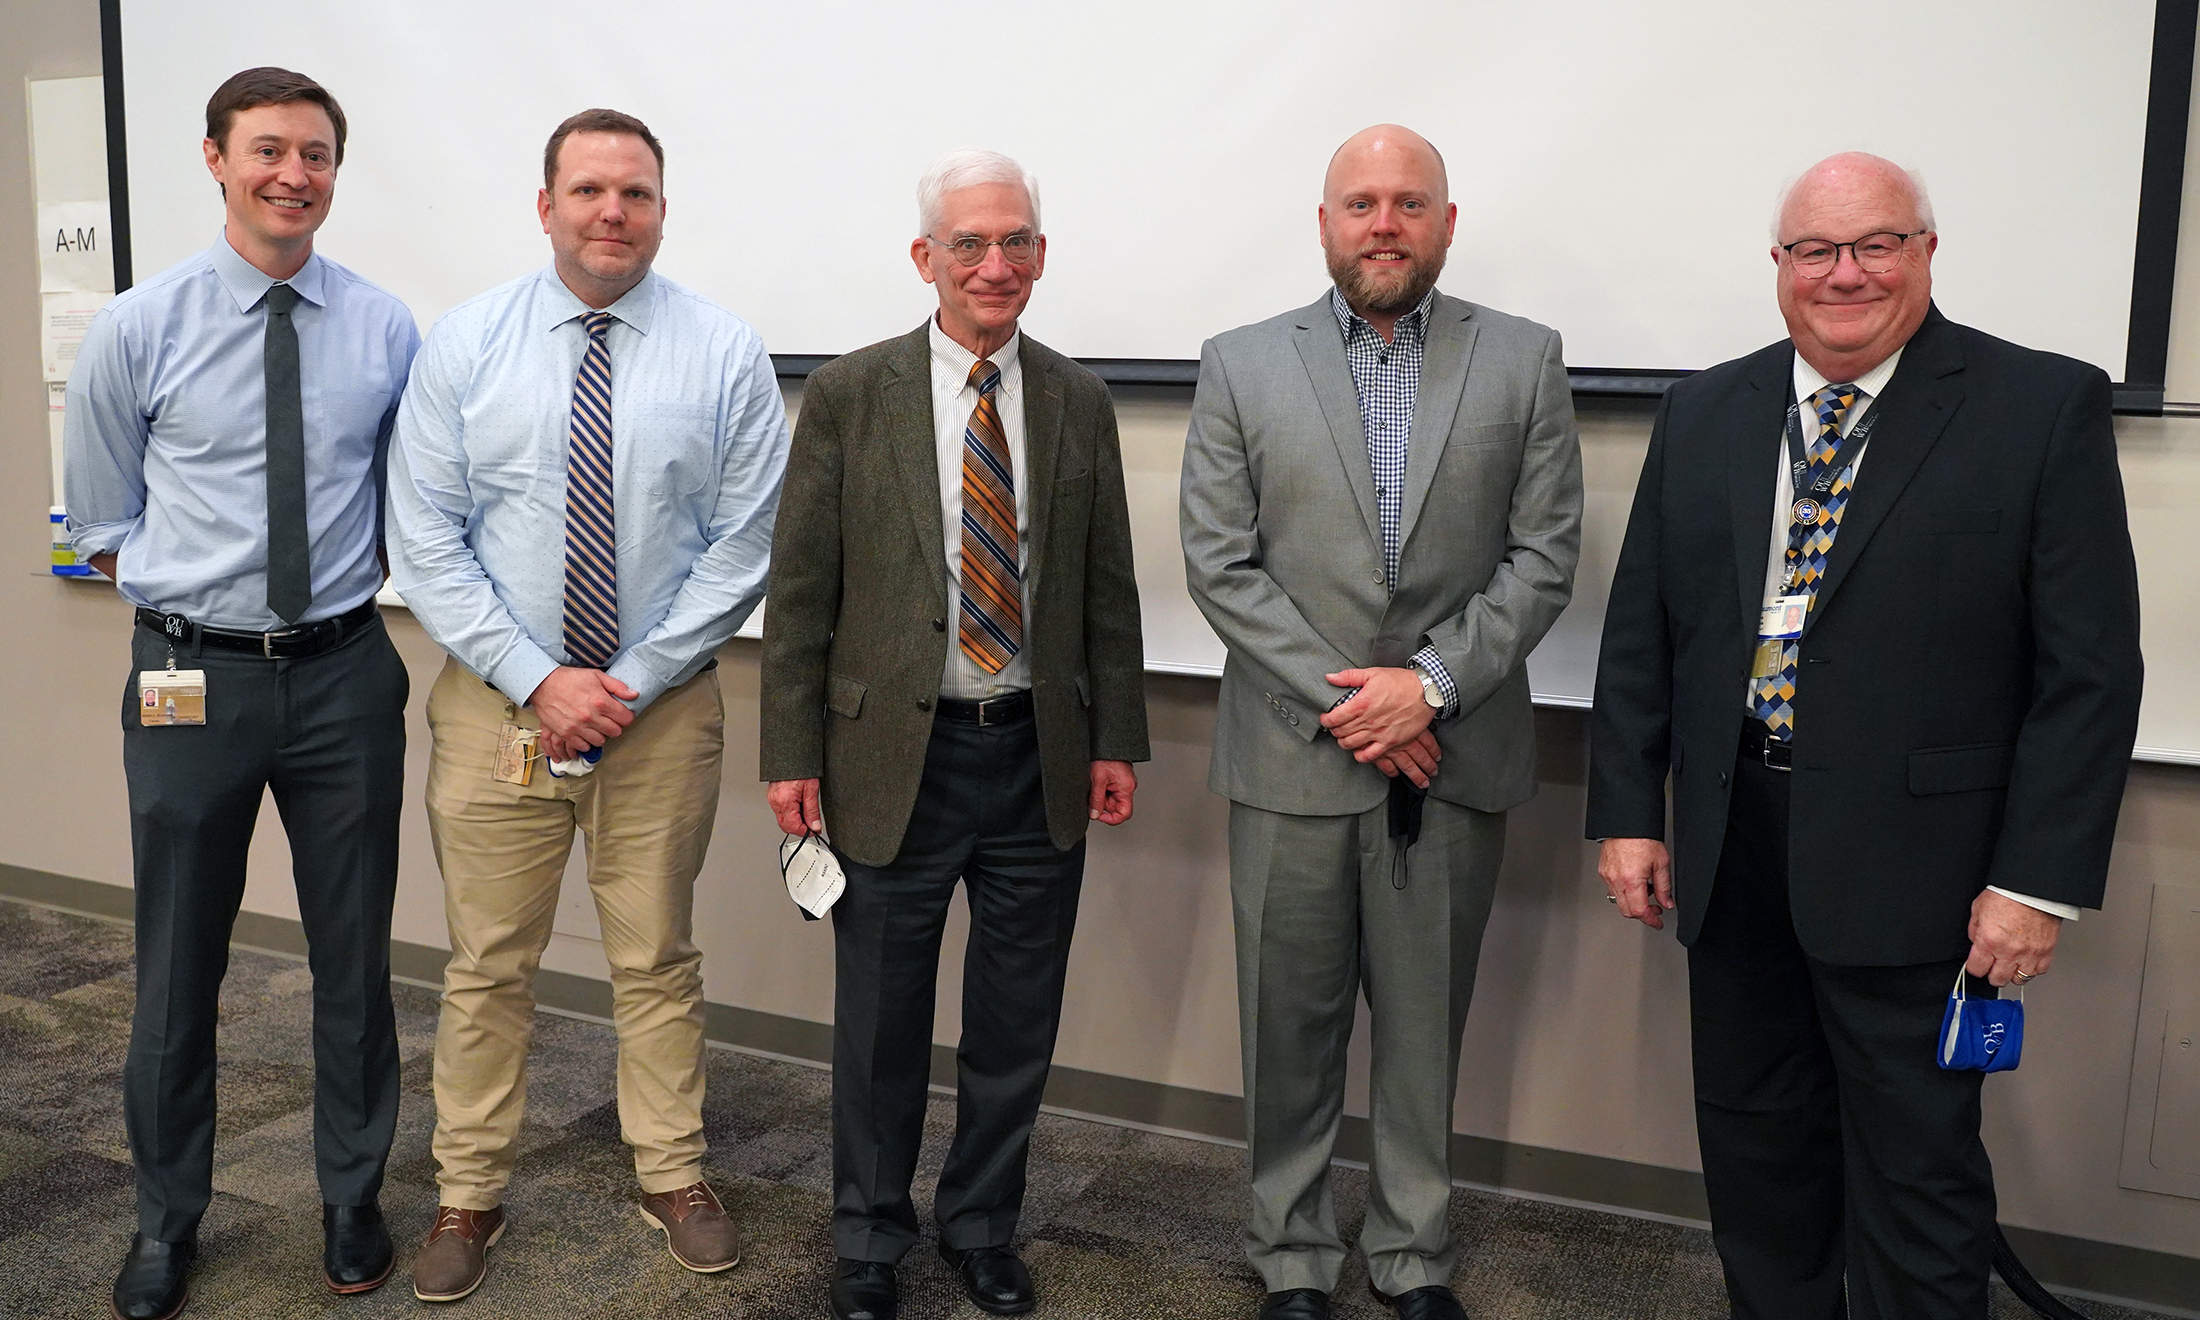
[116,0,2162,380]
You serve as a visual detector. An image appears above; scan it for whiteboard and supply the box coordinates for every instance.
[118,0,2156,377]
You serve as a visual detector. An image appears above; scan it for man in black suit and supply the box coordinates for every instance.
[1587,152,2142,1319]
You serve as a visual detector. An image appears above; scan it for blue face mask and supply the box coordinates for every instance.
[1938,967,2025,1073]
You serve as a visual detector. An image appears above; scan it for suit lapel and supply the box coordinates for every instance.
[1397,296,1477,554]
[1804,313,1965,635]
[1291,300,1384,557]
[1729,345,1793,629]
[883,324,948,586]
[1018,338,1064,589]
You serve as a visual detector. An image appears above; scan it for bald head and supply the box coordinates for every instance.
[1773,152,1933,243]
[1325,124,1449,208]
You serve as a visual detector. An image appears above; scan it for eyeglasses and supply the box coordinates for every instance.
[1779,231,1928,278]
[927,232,1039,267]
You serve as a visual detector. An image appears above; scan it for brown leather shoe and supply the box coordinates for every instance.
[412,1205,505,1303]
[638,1181,741,1272]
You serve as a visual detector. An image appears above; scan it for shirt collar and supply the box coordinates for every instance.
[1792,345,1904,407]
[1330,285,1436,343]
[539,265,659,336]
[209,228,328,312]
[928,314,1021,386]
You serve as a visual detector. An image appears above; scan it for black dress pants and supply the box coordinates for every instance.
[1689,727,1997,1320]
[120,615,408,1242]
[829,709,1084,1263]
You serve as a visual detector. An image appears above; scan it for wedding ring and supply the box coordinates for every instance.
[1605,894,1618,904]
[2013,968,2036,983]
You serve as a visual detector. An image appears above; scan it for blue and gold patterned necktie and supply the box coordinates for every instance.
[1751,381,1862,736]
[561,312,619,669]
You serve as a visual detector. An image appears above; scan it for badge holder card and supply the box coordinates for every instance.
[138,666,206,726]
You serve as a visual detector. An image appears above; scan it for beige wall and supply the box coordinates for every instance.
[5,0,2198,1264]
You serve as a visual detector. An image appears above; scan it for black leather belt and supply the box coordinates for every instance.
[1739,719,1793,772]
[935,690,1031,726]
[136,600,378,659]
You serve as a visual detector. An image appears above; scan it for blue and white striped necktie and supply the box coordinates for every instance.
[562,312,619,669]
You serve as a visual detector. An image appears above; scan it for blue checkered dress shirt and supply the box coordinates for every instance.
[1330,286,1458,715]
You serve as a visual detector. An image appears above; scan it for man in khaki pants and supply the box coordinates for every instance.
[385,108,788,1302]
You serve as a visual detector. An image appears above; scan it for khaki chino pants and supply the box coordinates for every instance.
[424,657,724,1207]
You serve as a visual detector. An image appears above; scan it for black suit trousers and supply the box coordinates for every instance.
[1691,725,1995,1320]
[829,709,1084,1262]
[120,616,407,1242]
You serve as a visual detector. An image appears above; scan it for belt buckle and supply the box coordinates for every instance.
[1762,736,1793,772]
[973,695,1004,727]
[262,626,305,658]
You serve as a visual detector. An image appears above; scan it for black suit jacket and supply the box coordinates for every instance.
[1586,308,2143,966]
[759,324,1150,868]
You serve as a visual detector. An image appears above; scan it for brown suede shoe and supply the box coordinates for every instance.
[412,1205,505,1303]
[638,1181,741,1272]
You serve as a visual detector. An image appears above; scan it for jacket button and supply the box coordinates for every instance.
[915,698,930,711]
[1719,772,1729,786]
[1373,572,1384,584]
[931,618,946,631]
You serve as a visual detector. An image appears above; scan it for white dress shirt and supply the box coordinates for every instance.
[929,316,1033,699]
[1754,349,2076,922]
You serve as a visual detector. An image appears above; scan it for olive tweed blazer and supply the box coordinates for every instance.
[759,323,1150,867]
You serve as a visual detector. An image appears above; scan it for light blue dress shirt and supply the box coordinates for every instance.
[386,267,788,713]
[64,232,420,629]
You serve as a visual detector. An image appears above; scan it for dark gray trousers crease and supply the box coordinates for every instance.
[120,616,407,1241]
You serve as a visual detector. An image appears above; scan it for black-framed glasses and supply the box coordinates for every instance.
[1779,230,1928,278]
[927,231,1039,267]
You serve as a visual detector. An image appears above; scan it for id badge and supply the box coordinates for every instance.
[1752,639,1788,679]
[1758,594,1809,640]
[493,723,537,785]
[138,669,207,726]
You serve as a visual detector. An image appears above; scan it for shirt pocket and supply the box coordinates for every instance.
[634,401,721,499]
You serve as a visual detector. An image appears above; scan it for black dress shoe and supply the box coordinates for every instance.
[938,1243,1035,1315]
[1373,1283,1469,1320]
[829,1258,897,1320]
[1257,1288,1332,1320]
[111,1233,194,1320]
[323,1202,394,1294]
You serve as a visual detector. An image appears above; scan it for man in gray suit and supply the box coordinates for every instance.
[761,148,1148,1320]
[1181,125,1582,1320]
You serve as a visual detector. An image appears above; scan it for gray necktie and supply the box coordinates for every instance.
[263,283,311,623]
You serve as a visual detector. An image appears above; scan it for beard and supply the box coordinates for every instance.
[1325,239,1445,316]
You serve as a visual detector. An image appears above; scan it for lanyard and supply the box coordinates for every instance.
[1777,387,1881,592]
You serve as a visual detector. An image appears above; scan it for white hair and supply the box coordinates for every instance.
[1769,157,1936,240]
[916,148,1041,238]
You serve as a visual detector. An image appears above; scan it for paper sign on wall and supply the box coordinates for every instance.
[39,200,112,294]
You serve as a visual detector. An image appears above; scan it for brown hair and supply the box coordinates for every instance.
[543,109,665,190]
[205,67,347,165]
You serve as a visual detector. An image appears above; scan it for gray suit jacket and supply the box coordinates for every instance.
[1181,291,1582,816]
[760,323,1150,867]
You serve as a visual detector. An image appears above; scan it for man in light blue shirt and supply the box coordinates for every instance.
[64,67,418,1319]
[385,108,787,1303]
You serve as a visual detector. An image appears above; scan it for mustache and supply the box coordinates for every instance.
[1325,239,1446,315]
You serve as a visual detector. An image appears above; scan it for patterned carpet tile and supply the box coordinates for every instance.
[0,898,2167,1320]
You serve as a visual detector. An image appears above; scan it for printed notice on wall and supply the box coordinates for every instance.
[42,290,106,383]
[39,200,111,294]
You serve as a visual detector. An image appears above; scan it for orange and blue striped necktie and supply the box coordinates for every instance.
[957,358,1022,673]
[562,312,619,670]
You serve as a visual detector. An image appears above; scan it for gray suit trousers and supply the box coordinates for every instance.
[1231,795,1504,1296]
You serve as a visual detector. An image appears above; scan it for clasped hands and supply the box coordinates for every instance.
[527,665,638,762]
[1595,837,2062,987]
[1320,667,1440,788]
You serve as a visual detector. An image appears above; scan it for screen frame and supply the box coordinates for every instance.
[98,0,2198,414]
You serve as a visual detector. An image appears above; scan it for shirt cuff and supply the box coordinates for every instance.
[1410,645,1460,719]
[1987,886,2081,921]
[66,518,132,557]
[490,641,562,710]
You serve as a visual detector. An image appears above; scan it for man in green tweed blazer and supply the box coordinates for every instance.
[759,149,1147,1320]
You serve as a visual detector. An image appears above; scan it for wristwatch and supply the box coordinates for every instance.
[1416,666,1445,709]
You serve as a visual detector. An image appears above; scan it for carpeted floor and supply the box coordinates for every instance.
[0,896,2162,1319]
